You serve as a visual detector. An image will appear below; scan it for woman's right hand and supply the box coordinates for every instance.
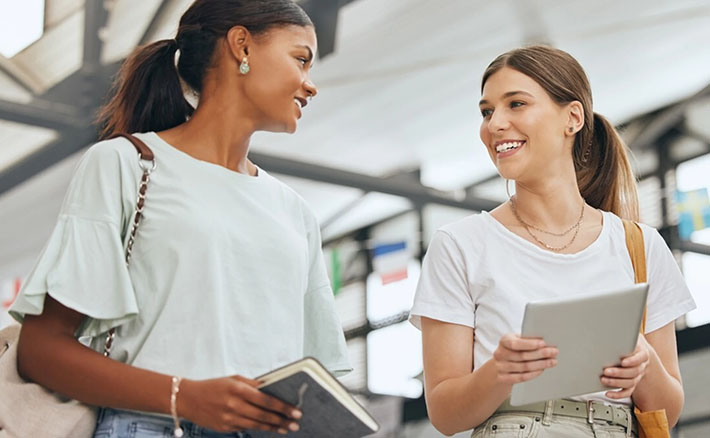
[178,375,302,435]
[492,333,558,384]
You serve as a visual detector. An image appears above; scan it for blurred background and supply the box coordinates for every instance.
[0,0,709,436]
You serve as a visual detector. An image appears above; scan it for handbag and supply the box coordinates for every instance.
[622,219,671,438]
[0,133,155,438]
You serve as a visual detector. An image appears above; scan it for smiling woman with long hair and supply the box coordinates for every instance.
[410,45,695,437]
[9,1,351,437]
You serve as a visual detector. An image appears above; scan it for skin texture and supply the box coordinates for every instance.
[421,67,684,435]
[17,25,319,435]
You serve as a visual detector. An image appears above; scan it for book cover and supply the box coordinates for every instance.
[247,358,379,438]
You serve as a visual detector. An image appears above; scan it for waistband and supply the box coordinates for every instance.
[495,399,637,433]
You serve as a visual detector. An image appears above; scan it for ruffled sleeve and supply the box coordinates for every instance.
[300,205,352,377]
[9,140,140,338]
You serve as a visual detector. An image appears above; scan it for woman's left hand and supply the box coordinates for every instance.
[601,333,651,399]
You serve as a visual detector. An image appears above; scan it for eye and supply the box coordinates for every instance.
[297,57,309,66]
[510,101,525,109]
[480,108,493,118]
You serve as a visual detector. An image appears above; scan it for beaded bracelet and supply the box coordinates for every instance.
[171,376,184,438]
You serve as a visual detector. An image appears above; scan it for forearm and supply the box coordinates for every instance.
[18,328,174,415]
[632,347,684,427]
[427,359,511,435]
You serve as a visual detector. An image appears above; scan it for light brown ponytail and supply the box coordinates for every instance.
[576,112,639,221]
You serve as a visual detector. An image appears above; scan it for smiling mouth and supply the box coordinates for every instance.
[294,97,307,109]
[495,141,525,153]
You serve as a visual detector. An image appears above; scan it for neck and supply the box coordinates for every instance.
[511,171,586,231]
[159,86,259,176]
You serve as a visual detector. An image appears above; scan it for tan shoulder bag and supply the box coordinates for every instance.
[622,219,671,438]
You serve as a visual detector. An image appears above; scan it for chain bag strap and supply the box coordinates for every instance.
[102,133,156,357]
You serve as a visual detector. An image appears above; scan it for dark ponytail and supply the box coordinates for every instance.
[482,45,640,220]
[97,39,193,139]
[97,0,312,139]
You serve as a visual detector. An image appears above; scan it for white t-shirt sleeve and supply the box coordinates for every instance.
[409,229,475,330]
[642,225,696,333]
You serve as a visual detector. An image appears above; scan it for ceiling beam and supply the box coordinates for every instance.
[250,152,500,211]
[0,127,96,196]
[0,99,86,131]
[629,83,710,151]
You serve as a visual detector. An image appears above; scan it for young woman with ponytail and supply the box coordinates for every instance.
[9,1,351,437]
[410,45,695,437]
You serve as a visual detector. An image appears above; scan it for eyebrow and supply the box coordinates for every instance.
[296,45,315,62]
[479,90,534,106]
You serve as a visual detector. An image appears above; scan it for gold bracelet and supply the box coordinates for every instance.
[170,376,184,438]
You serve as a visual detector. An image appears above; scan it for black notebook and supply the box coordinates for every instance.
[247,357,379,438]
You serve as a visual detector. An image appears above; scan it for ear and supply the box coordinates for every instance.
[225,26,251,61]
[566,101,585,135]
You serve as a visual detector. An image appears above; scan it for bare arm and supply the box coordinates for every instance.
[601,322,684,426]
[421,317,558,436]
[18,296,302,434]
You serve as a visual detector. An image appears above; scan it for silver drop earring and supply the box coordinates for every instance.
[239,57,250,75]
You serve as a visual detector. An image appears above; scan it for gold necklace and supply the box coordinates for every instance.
[510,197,585,252]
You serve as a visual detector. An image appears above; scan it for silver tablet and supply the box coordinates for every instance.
[509,283,649,406]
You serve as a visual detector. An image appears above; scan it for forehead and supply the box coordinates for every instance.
[262,25,317,51]
[481,67,545,99]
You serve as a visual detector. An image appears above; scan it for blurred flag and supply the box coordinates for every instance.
[2,277,22,310]
[372,241,409,285]
[330,247,342,295]
[675,188,710,240]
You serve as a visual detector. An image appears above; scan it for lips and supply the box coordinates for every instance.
[495,140,525,153]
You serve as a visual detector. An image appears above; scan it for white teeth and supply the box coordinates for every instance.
[496,141,525,153]
[294,98,303,108]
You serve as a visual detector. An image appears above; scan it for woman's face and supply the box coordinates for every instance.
[479,66,574,183]
[242,25,318,133]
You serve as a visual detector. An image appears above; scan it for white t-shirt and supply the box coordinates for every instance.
[410,210,696,406]
[10,132,352,380]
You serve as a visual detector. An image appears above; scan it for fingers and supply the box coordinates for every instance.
[605,386,635,400]
[232,375,263,387]
[494,334,558,384]
[235,400,300,433]
[233,381,302,420]
[497,357,558,374]
[603,363,646,380]
[499,334,548,352]
[620,348,649,368]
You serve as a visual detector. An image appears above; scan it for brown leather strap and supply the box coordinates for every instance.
[622,219,647,333]
[110,132,155,160]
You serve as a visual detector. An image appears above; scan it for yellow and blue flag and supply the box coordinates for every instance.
[675,188,710,240]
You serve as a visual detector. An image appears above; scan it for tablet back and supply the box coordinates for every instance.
[509,283,649,406]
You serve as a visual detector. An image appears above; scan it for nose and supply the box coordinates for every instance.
[304,78,318,99]
[487,108,509,133]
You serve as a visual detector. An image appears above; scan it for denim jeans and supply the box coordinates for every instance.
[93,408,253,438]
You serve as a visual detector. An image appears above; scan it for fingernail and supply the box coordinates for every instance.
[292,410,302,419]
[278,428,288,435]
[289,423,300,432]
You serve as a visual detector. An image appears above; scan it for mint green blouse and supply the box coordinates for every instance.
[10,132,352,380]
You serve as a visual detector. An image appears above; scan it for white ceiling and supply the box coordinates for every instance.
[1,0,710,279]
